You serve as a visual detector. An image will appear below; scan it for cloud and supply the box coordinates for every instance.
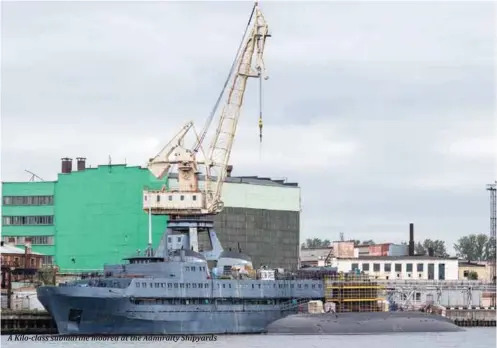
[1,1,495,252]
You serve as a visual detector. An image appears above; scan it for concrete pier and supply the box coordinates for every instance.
[1,310,57,335]
[445,307,496,327]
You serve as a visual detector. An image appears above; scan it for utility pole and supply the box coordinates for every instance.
[486,181,496,307]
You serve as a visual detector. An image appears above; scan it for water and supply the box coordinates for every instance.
[2,329,496,348]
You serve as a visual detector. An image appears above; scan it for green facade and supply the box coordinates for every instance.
[1,165,168,272]
[2,181,56,258]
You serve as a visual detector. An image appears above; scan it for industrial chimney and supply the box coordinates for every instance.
[408,223,415,256]
[226,165,233,177]
[61,158,73,174]
[76,157,87,171]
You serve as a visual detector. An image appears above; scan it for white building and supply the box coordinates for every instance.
[331,256,459,280]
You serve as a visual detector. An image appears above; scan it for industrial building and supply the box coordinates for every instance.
[332,256,459,280]
[1,158,301,272]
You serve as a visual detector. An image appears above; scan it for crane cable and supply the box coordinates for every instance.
[193,3,257,154]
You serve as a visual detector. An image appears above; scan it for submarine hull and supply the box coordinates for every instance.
[266,311,464,335]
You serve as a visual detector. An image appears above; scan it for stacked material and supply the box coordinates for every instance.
[308,300,324,314]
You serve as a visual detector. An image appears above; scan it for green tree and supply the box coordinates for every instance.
[454,234,496,261]
[301,238,331,249]
[414,239,449,257]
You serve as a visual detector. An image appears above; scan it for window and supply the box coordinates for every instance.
[373,263,380,272]
[351,263,359,270]
[394,263,402,272]
[2,196,54,206]
[168,196,172,201]
[384,263,391,272]
[2,236,54,245]
[156,195,160,202]
[2,216,54,226]
[41,256,53,265]
[180,195,184,201]
[406,263,413,272]
[192,195,197,201]
[362,263,370,271]
[417,263,424,272]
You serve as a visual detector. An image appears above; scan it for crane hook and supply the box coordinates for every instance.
[258,116,263,143]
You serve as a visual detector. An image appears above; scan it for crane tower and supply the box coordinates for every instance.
[487,182,496,289]
[141,2,271,260]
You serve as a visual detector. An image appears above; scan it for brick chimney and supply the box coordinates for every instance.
[76,157,86,171]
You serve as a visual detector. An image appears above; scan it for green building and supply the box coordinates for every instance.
[2,160,166,272]
[2,158,301,272]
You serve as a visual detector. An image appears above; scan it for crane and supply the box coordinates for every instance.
[143,1,270,217]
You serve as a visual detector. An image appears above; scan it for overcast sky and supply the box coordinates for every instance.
[1,1,496,252]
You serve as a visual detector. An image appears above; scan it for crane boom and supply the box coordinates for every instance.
[206,3,270,213]
[143,2,270,216]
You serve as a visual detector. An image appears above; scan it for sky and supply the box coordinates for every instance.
[1,1,496,253]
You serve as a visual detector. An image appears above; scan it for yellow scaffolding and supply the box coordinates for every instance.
[324,273,387,312]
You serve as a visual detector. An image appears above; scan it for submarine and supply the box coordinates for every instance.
[266,311,464,335]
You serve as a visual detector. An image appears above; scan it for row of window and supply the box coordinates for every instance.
[135,281,322,290]
[352,262,433,273]
[185,265,206,272]
[130,298,285,305]
[145,194,198,202]
[2,216,54,226]
[2,236,54,245]
[3,196,54,206]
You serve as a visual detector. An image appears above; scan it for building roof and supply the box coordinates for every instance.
[0,243,43,255]
[458,261,486,267]
[300,248,332,262]
[338,255,458,261]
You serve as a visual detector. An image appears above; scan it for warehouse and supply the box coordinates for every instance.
[1,158,301,272]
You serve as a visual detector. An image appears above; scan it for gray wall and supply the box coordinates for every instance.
[212,207,300,270]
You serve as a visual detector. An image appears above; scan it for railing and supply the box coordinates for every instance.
[376,280,496,291]
[280,298,310,311]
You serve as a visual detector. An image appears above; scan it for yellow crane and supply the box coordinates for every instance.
[144,1,270,218]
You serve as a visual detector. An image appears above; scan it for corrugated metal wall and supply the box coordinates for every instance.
[214,207,300,270]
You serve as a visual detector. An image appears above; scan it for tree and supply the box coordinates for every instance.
[362,240,375,246]
[301,238,331,249]
[454,234,496,261]
[468,271,478,280]
[414,239,449,258]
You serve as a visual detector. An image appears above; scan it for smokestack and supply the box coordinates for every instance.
[226,165,233,177]
[76,157,86,171]
[408,223,415,256]
[61,158,73,174]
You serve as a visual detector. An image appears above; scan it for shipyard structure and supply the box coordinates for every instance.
[1,158,300,272]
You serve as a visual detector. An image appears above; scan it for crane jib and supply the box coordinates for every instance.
[144,1,270,217]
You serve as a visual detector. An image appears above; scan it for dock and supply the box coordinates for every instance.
[445,307,496,327]
[1,310,57,335]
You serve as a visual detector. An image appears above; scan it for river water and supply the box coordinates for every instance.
[2,329,496,348]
